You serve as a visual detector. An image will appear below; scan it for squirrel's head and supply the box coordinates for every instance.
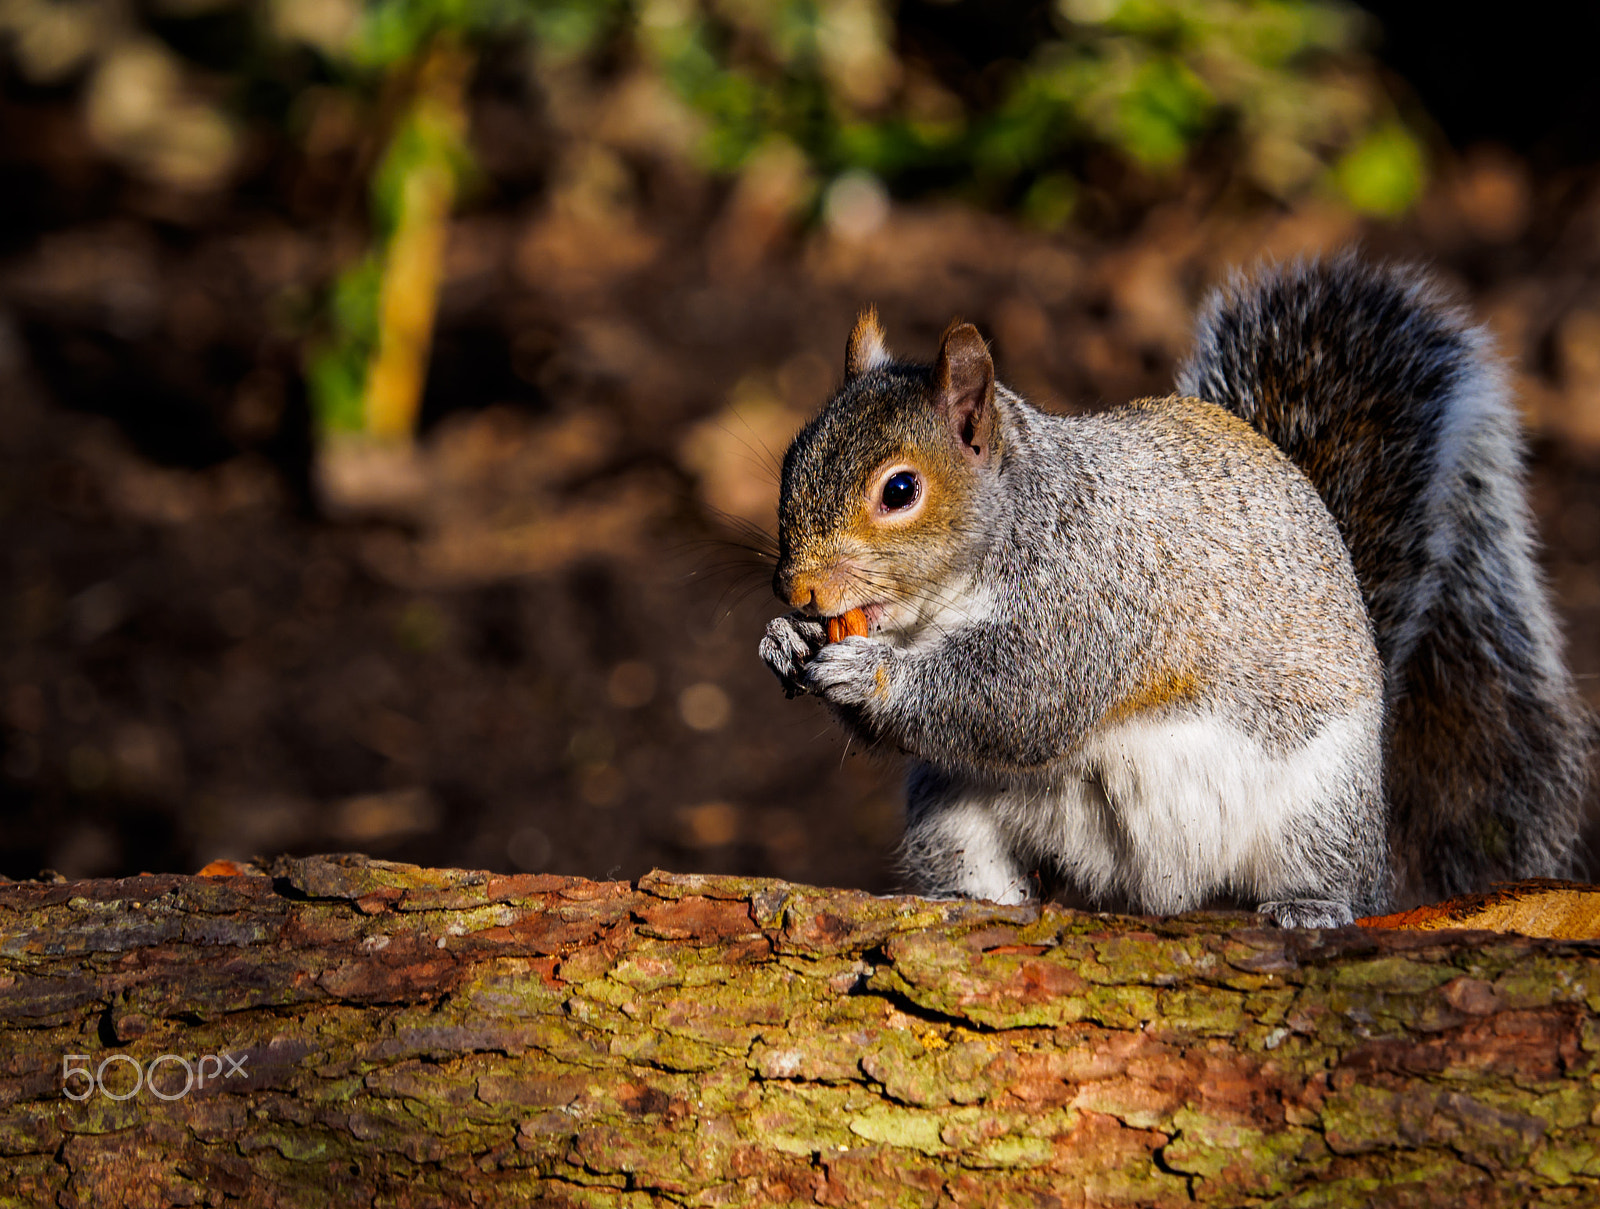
[773,308,1002,635]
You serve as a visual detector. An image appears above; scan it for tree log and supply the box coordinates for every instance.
[2,855,1599,1207]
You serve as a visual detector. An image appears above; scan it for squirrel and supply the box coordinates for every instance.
[758,255,1594,927]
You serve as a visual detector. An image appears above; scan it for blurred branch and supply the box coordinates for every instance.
[363,41,469,442]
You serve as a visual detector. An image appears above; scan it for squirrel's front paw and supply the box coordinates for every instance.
[800,636,891,708]
[760,613,828,697]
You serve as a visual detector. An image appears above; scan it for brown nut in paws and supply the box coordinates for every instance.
[826,607,869,644]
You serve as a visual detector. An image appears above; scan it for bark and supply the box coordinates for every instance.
[2,855,1599,1208]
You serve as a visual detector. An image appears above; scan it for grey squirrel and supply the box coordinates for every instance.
[758,256,1593,927]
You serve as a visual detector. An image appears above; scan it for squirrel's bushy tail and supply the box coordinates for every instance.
[1177,256,1593,905]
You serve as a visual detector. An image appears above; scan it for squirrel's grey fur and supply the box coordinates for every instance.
[1177,257,1592,905]
[759,257,1592,925]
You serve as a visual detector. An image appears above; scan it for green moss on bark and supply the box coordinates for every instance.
[1,856,1597,1206]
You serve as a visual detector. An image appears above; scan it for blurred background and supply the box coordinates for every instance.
[0,0,1596,888]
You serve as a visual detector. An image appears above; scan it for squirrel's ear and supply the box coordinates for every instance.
[846,307,892,379]
[935,321,996,464]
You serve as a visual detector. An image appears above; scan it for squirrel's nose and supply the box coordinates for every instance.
[774,566,817,612]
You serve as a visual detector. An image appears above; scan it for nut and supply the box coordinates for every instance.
[827,607,869,644]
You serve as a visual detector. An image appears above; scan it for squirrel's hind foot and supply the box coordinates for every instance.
[1256,898,1354,929]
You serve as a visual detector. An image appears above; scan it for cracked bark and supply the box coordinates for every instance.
[2,854,1599,1208]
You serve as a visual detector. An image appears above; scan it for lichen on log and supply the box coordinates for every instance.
[1,854,1599,1207]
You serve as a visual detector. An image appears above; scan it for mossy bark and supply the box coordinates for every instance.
[2,855,1599,1207]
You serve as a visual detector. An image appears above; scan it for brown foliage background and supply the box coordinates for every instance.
[1,12,1598,892]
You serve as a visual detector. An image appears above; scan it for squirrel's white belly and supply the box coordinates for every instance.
[932,705,1380,912]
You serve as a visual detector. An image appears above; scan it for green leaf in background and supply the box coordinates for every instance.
[1333,122,1426,217]
[1022,171,1079,231]
[308,258,383,435]
[354,0,621,70]
[1114,55,1215,168]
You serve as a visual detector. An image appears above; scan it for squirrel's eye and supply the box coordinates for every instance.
[881,471,919,510]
